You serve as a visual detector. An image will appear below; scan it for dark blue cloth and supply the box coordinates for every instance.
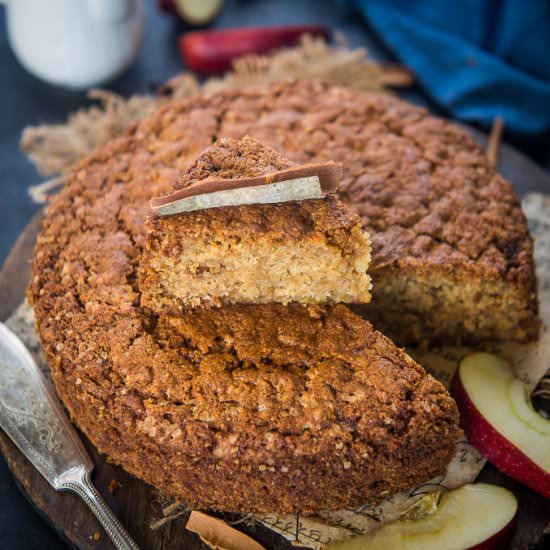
[348,0,550,135]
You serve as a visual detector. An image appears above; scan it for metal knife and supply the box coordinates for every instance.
[0,322,139,550]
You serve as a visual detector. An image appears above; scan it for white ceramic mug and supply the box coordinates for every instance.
[2,0,145,89]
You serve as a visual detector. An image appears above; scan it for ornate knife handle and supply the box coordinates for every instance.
[57,466,140,550]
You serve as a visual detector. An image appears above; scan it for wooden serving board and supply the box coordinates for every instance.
[1,130,550,549]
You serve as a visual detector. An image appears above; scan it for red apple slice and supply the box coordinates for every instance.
[327,483,517,549]
[451,352,550,498]
[180,25,329,74]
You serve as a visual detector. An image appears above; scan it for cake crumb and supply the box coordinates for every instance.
[108,479,122,494]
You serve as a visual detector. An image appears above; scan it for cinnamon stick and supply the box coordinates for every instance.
[186,511,266,550]
[487,117,504,167]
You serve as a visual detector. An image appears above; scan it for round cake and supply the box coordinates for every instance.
[29,80,536,513]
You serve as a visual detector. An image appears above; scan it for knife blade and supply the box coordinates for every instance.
[0,322,139,550]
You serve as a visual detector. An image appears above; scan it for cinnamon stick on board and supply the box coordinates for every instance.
[186,511,266,550]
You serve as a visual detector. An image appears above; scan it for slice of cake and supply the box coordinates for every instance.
[140,137,372,309]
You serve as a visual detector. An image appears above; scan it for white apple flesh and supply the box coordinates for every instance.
[327,483,517,550]
[175,0,223,25]
[451,352,550,498]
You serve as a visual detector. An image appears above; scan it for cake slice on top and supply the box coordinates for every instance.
[140,136,372,309]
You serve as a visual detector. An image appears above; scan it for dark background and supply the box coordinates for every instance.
[0,0,548,548]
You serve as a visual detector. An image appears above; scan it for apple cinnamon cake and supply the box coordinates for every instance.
[28,79,537,513]
[140,136,372,309]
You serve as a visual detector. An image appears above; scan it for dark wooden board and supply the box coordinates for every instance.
[1,130,549,549]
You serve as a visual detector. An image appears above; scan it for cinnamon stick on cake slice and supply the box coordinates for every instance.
[140,136,372,309]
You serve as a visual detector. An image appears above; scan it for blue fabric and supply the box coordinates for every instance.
[347,0,550,135]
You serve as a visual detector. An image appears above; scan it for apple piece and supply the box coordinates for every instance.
[180,25,329,74]
[451,352,550,498]
[331,484,516,549]
[151,175,324,215]
[327,484,517,550]
[157,0,223,25]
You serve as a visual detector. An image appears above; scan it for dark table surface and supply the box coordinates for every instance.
[0,0,549,548]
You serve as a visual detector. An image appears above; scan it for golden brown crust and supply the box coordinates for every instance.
[28,79,536,513]
[174,134,295,188]
[145,194,362,246]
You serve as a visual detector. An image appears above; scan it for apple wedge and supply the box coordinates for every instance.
[157,0,223,25]
[180,25,329,74]
[451,352,550,498]
[327,484,517,549]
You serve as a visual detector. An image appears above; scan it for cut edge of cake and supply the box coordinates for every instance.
[365,263,539,345]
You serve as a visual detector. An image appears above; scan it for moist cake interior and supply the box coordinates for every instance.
[143,218,371,308]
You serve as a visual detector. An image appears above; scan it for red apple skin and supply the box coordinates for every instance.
[468,514,516,550]
[451,372,550,499]
[180,25,330,74]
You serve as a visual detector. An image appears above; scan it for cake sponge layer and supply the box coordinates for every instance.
[140,195,372,309]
